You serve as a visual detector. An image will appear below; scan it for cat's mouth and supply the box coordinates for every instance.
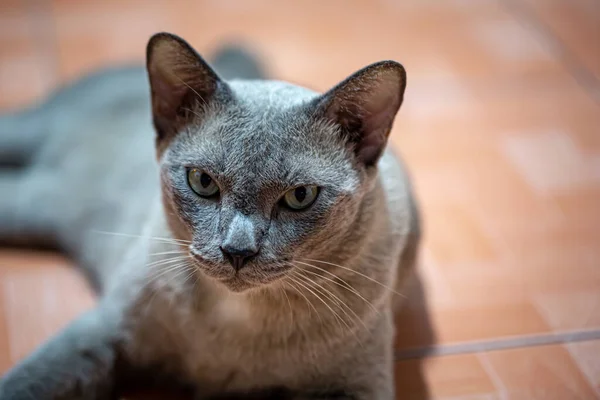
[189,251,293,292]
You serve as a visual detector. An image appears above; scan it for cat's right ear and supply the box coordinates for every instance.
[146,33,227,143]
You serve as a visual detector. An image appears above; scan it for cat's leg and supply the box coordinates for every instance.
[0,108,46,167]
[0,307,122,400]
[0,169,61,248]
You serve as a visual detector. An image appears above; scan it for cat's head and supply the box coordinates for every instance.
[146,33,406,292]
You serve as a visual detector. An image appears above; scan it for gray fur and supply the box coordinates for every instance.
[0,33,420,400]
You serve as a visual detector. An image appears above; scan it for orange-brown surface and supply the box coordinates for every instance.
[1,0,599,398]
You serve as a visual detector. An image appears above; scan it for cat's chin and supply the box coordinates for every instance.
[218,271,292,293]
[219,276,258,293]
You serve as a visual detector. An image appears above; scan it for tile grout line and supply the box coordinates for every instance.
[564,342,600,398]
[395,328,600,360]
[477,353,508,400]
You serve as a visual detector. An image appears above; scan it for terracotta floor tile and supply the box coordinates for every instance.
[2,0,600,396]
[482,344,598,399]
[521,0,600,82]
[568,340,600,395]
[422,201,499,266]
[0,32,39,110]
[430,301,550,344]
[501,130,600,193]
[465,14,561,76]
[436,261,528,306]
[0,0,22,13]
[0,286,10,375]
[413,253,456,308]
[50,0,173,81]
[0,53,53,110]
[503,235,600,295]
[552,186,600,224]
[395,354,498,399]
[534,290,600,332]
[0,2,55,110]
[0,251,95,364]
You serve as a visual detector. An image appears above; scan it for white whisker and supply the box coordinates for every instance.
[289,272,347,331]
[145,260,192,284]
[91,230,191,245]
[302,258,405,298]
[279,284,294,327]
[294,261,380,315]
[142,261,193,316]
[145,255,191,270]
[147,250,187,257]
[284,280,320,323]
[294,268,370,334]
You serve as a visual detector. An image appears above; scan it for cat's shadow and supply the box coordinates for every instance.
[393,271,436,400]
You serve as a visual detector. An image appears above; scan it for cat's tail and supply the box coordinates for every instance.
[211,44,267,81]
[0,105,57,248]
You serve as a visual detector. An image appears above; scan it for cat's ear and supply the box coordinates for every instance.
[315,61,406,166]
[146,32,227,141]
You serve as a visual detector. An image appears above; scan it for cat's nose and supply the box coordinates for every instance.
[220,245,258,271]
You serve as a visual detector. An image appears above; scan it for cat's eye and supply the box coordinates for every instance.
[282,185,319,210]
[187,168,219,197]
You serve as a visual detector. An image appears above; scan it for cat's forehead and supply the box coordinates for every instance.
[228,80,318,109]
[167,80,358,189]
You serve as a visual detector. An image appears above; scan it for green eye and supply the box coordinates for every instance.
[187,168,219,197]
[283,185,319,210]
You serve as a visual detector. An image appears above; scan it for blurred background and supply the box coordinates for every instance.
[1,0,599,398]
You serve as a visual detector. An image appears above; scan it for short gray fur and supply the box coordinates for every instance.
[0,33,420,400]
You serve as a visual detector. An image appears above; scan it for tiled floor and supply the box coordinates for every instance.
[1,0,599,398]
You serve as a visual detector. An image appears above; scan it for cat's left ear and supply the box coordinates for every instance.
[146,32,227,142]
[314,61,406,167]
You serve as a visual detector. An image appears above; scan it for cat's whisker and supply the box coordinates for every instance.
[293,260,359,292]
[142,261,194,316]
[293,267,369,333]
[143,259,193,284]
[170,262,197,284]
[279,285,294,327]
[292,270,354,333]
[91,230,192,245]
[144,260,193,284]
[293,271,366,349]
[180,262,199,286]
[147,250,187,257]
[145,261,197,305]
[293,261,381,316]
[289,272,347,332]
[301,258,406,299]
[284,279,321,324]
[145,255,191,270]
[145,267,189,289]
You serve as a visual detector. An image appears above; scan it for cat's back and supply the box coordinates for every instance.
[25,67,160,273]
[34,66,153,166]
[378,148,417,235]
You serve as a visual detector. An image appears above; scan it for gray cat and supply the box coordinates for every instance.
[0,32,420,399]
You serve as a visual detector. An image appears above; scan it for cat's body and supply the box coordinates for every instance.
[0,34,420,399]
